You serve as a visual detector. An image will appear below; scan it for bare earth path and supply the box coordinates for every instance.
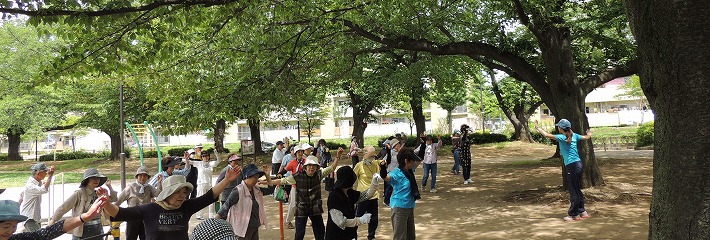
[2,142,653,239]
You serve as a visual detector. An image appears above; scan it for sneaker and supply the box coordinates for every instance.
[284,221,295,229]
[579,211,590,218]
[463,179,470,185]
[563,215,580,221]
[466,178,472,183]
[430,188,437,193]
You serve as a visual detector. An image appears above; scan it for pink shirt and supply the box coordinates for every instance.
[227,182,266,237]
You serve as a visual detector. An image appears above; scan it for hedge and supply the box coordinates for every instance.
[377,132,509,148]
[167,147,192,156]
[143,150,165,158]
[0,154,10,161]
[39,151,99,161]
[636,121,654,147]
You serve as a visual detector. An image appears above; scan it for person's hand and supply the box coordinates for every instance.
[157,174,163,183]
[105,179,112,188]
[337,147,344,157]
[586,129,592,136]
[372,173,382,184]
[215,214,221,219]
[262,164,270,174]
[225,165,242,181]
[183,151,190,159]
[83,195,108,220]
[358,213,372,225]
[95,188,108,198]
[47,166,55,176]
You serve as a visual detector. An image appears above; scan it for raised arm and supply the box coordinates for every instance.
[62,195,107,232]
[534,121,557,140]
[211,165,241,198]
[580,129,592,140]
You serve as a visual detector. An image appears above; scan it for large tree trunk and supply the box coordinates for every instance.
[213,119,226,153]
[626,1,710,238]
[7,128,23,161]
[247,118,263,154]
[351,111,367,147]
[446,110,453,134]
[108,131,122,160]
[538,25,604,188]
[409,81,426,136]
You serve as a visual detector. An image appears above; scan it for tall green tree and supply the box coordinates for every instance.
[0,21,69,160]
[489,71,543,142]
[625,1,710,238]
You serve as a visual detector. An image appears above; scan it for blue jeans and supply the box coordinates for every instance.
[452,149,460,173]
[565,161,586,216]
[295,215,325,240]
[422,163,437,189]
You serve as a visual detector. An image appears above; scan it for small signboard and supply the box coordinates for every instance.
[241,140,255,155]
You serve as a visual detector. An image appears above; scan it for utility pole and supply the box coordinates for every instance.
[120,84,126,189]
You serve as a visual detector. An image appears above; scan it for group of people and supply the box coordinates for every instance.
[1,118,593,240]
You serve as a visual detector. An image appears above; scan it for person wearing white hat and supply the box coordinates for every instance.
[266,148,344,240]
[19,162,55,232]
[192,151,220,220]
[277,144,304,229]
[49,168,117,240]
[0,197,108,240]
[103,165,242,240]
[115,166,161,240]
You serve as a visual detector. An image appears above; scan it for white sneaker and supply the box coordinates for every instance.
[430,188,437,193]
[463,179,470,185]
[466,178,472,183]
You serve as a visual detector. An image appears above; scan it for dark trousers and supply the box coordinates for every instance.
[383,181,393,205]
[295,215,325,240]
[565,161,586,216]
[125,220,145,240]
[351,156,360,167]
[271,163,281,176]
[462,163,471,181]
[356,199,379,240]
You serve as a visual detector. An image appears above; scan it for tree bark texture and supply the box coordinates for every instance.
[108,131,122,161]
[348,91,373,147]
[248,118,263,154]
[409,80,426,137]
[7,128,23,161]
[626,1,710,238]
[213,119,226,153]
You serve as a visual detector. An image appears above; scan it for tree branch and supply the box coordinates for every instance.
[579,58,639,94]
[1,0,240,17]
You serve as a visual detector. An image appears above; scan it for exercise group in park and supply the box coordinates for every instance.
[0,120,592,240]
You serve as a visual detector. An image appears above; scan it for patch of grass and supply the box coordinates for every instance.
[0,172,121,188]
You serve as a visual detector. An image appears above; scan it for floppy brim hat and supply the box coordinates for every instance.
[389,139,400,148]
[304,156,320,166]
[81,168,107,187]
[164,159,180,168]
[227,154,242,162]
[301,143,314,150]
[292,145,303,152]
[156,175,194,202]
[242,164,265,179]
[189,218,237,240]
[135,166,150,178]
[334,166,357,189]
[194,144,203,149]
[0,200,28,222]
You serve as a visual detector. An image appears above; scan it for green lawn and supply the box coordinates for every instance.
[0,172,122,189]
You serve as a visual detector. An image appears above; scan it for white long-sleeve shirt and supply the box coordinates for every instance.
[272,148,287,164]
[414,141,442,164]
[192,160,219,185]
[21,177,48,220]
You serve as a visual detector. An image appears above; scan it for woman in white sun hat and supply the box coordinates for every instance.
[103,166,242,240]
[266,149,344,240]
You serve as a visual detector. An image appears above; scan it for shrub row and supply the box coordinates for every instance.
[377,132,510,148]
[636,121,654,147]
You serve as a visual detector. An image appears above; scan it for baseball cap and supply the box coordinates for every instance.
[555,119,572,129]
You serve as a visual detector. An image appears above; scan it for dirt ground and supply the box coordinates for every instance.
[8,142,654,239]
[241,142,652,240]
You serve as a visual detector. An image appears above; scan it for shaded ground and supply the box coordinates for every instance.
[1,142,653,239]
